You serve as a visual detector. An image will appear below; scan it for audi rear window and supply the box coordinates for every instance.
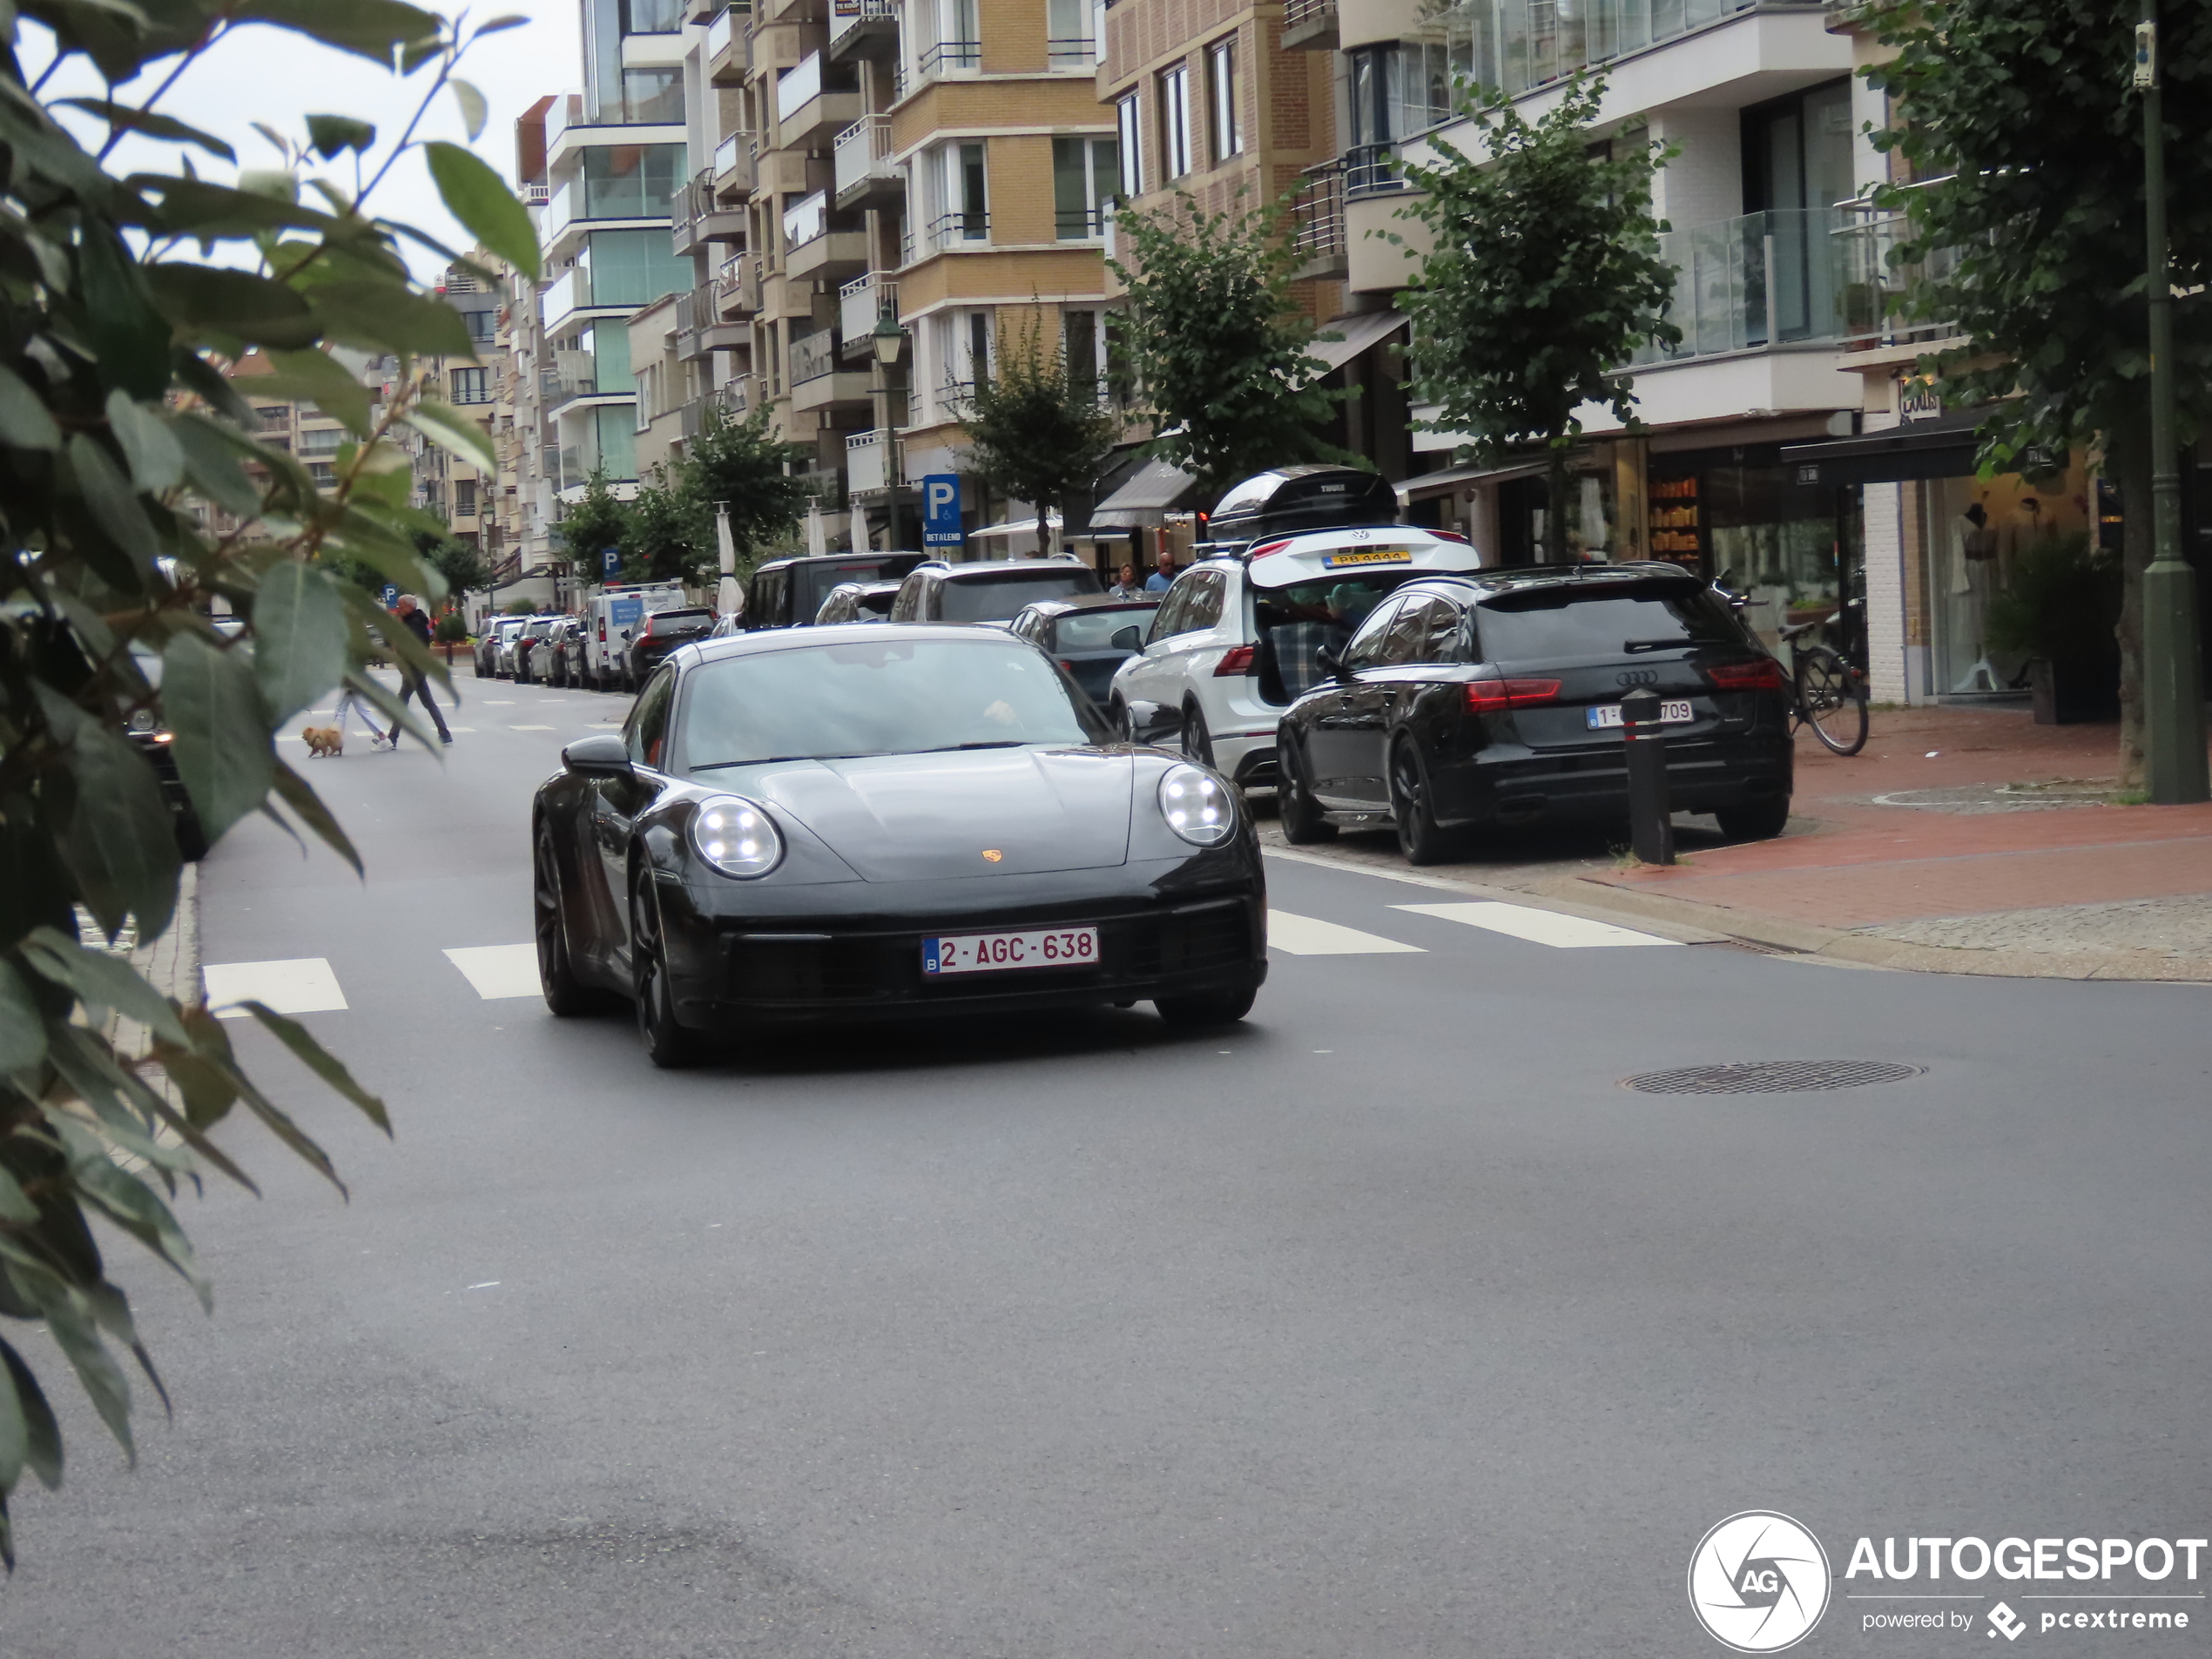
[939,570,1103,623]
[1474,584,1748,662]
[1054,607,1157,651]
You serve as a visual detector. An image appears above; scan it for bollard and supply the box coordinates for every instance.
[1620,686,1675,866]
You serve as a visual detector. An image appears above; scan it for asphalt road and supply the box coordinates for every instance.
[7,671,2212,1656]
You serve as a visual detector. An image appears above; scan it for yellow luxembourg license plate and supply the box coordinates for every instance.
[1319,549,1413,569]
[922,927,1098,975]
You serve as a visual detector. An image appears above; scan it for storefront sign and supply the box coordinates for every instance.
[1900,377,1944,421]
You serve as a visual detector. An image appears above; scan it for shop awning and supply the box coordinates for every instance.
[967,513,1061,540]
[1093,458,1201,528]
[1397,456,1548,503]
[1780,409,1986,487]
[1302,310,1408,379]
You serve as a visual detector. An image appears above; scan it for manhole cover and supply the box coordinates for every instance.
[1624,1060,1925,1095]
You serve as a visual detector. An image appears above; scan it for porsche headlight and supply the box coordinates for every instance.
[690,795,783,879]
[1158,763,1234,846]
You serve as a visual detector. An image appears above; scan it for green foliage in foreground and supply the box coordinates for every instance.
[0,0,538,1566]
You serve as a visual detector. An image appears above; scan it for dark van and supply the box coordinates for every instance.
[746,552,930,631]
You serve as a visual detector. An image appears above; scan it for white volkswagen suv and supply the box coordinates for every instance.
[1107,525,1491,787]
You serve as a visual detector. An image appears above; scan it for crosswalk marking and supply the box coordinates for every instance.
[203,957,348,1018]
[443,945,543,1000]
[509,724,556,732]
[1267,910,1425,955]
[1391,901,1676,948]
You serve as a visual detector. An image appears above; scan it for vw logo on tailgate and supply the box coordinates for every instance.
[1618,668,1659,686]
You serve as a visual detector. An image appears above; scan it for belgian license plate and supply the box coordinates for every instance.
[923,927,1099,975]
[1588,699,1693,729]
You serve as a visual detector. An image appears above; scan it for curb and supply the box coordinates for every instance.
[1262,840,2212,984]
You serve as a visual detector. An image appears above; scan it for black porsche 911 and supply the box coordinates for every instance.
[531,624,1269,1066]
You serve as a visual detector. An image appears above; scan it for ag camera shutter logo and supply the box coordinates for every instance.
[1689,1511,1831,1652]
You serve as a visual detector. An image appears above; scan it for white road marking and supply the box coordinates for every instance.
[1267,911,1424,955]
[509,724,556,732]
[443,944,543,1000]
[1391,901,1678,948]
[203,957,348,1017]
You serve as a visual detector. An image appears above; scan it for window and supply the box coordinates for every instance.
[255,405,287,430]
[1181,569,1225,631]
[621,66,683,124]
[455,480,479,518]
[1157,64,1191,181]
[580,144,685,219]
[1345,42,1455,192]
[925,0,980,71]
[1063,310,1098,398]
[583,228,688,308]
[462,307,496,343]
[298,426,345,455]
[1341,597,1404,671]
[1208,37,1241,163]
[967,310,993,386]
[1052,137,1118,238]
[621,0,683,34]
[1046,0,1089,64]
[1116,93,1143,198]
[927,142,988,246]
[449,367,489,404]
[306,460,337,489]
[1380,595,1438,665]
[624,666,676,769]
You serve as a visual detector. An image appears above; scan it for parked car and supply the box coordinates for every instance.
[1006,594,1162,705]
[539,618,578,686]
[553,617,593,686]
[582,582,686,690]
[746,552,928,631]
[511,614,563,685]
[478,617,525,678]
[623,606,717,685]
[889,557,1103,627]
[529,625,1267,1067]
[1107,526,1487,788]
[814,580,903,625]
[125,641,207,860]
[1273,564,1794,864]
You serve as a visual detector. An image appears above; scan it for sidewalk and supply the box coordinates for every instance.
[1258,705,2212,981]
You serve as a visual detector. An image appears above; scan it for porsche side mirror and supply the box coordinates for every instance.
[1109,624,1143,651]
[563,733,632,777]
[1123,700,1180,745]
[1317,644,1349,682]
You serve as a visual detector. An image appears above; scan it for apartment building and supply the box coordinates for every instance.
[407,261,509,560]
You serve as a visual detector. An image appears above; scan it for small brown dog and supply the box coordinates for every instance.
[301,725,343,759]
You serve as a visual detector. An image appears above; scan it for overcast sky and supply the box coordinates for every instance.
[27,3,583,280]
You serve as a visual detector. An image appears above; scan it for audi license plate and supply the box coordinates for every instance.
[1587,699,1693,729]
[923,927,1098,975]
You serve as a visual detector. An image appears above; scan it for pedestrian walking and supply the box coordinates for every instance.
[385,595,453,747]
[1109,561,1144,598]
[331,682,390,750]
[1145,550,1178,592]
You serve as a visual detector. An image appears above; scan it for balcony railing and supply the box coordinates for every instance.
[1830,206,1962,346]
[795,468,846,510]
[705,5,735,59]
[728,374,755,415]
[784,189,828,251]
[833,115,894,197]
[711,133,756,196]
[840,272,896,347]
[1292,160,1345,264]
[777,53,823,121]
[830,0,896,45]
[918,38,981,78]
[1445,0,1771,103]
[1283,0,1334,29]
[680,384,741,440]
[1046,35,1095,64]
[1637,206,1846,363]
[926,209,989,253]
[791,326,838,385]
[845,428,900,494]
[1344,142,1402,199]
[1054,204,1110,240]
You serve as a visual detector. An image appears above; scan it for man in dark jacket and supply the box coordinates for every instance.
[387,595,453,746]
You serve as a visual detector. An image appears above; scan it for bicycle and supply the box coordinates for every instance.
[1777,615,1869,756]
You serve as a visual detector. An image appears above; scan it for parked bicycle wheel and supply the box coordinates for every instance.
[1795,645,1868,756]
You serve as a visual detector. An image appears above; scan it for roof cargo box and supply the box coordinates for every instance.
[1207,466,1399,549]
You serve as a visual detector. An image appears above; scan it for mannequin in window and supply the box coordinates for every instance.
[1950,499,2002,692]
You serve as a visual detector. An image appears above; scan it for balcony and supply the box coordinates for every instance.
[776,54,864,148]
[833,116,897,207]
[707,5,746,84]
[784,190,869,280]
[845,428,900,495]
[711,132,757,200]
[676,282,750,358]
[1447,0,1785,102]
[1639,207,1848,363]
[672,168,747,254]
[791,327,871,410]
[838,273,895,358]
[828,0,898,60]
[1344,142,1403,199]
[716,253,754,317]
[1282,0,1338,48]
[679,384,742,441]
[1830,206,1962,348]
[917,39,981,80]
[796,468,846,512]
[1291,159,1346,280]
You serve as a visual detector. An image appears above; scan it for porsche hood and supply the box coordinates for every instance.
[741,747,1133,880]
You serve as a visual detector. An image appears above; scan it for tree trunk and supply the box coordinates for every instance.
[1545,438,1572,563]
[1038,497,1052,557]
[2111,417,2154,790]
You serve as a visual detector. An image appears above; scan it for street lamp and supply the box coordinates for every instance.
[2135,3,2207,801]
[871,304,908,368]
[869,304,910,549]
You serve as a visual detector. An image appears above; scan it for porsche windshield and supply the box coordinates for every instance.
[681,637,1100,768]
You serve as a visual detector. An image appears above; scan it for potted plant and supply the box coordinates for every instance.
[433,610,469,666]
[1984,531,2122,724]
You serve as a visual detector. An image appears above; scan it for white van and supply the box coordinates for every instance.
[581,582,687,691]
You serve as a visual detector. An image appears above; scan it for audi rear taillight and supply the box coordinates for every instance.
[1214,644,1257,676]
[1465,678,1561,713]
[1704,658,1784,692]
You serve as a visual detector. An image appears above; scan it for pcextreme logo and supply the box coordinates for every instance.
[1688,1512,1832,1653]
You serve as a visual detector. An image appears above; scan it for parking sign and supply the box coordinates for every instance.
[922,474,962,549]
[381,584,398,607]
[601,547,621,577]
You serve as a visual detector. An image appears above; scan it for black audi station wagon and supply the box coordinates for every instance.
[533,625,1268,1066]
[1273,563,1793,863]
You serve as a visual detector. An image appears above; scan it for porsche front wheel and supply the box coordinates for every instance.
[630,872,705,1069]
[535,828,597,1016]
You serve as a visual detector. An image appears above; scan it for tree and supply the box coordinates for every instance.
[959,311,1121,551]
[1390,72,1680,556]
[1107,193,1353,507]
[420,530,489,604]
[0,0,540,1565]
[685,405,813,575]
[553,469,631,583]
[1865,0,2212,788]
[625,462,710,584]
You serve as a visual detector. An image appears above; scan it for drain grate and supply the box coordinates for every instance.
[1624,1060,1925,1095]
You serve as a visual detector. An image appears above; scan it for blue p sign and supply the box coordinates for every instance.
[922,474,962,548]
[601,546,621,577]
[381,584,398,607]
